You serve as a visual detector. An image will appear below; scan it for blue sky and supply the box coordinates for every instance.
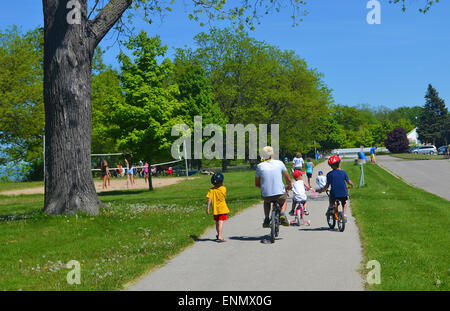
[1,0,449,110]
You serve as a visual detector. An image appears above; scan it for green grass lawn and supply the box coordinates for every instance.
[0,170,261,291]
[342,162,449,291]
[389,153,447,160]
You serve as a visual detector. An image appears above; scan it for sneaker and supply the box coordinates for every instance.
[280,214,290,227]
[343,214,348,223]
[306,220,311,226]
[289,209,294,216]
[304,209,310,215]
[326,207,334,216]
[263,218,270,228]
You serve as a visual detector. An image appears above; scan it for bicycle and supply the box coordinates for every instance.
[269,200,281,243]
[325,190,346,232]
[290,200,311,227]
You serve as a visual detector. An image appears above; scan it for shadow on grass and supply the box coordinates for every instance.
[0,210,40,222]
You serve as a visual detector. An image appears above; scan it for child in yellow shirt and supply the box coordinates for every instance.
[206,172,229,242]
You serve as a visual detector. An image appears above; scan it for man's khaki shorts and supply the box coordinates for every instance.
[262,193,287,209]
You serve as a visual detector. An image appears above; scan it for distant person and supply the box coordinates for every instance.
[151,165,157,176]
[289,170,311,221]
[101,160,109,190]
[117,163,123,178]
[292,152,304,172]
[107,164,111,186]
[125,158,134,188]
[305,157,314,188]
[370,146,377,163]
[358,151,367,163]
[316,171,327,191]
[206,173,229,242]
[143,162,149,184]
[315,150,320,160]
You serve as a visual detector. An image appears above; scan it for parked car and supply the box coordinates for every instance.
[437,145,448,155]
[411,145,437,155]
[406,147,419,153]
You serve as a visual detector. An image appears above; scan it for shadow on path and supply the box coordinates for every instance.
[299,226,333,232]
[229,235,283,244]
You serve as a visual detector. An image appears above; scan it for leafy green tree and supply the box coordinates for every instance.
[106,31,187,163]
[173,53,227,167]
[390,106,422,127]
[418,84,449,146]
[317,117,346,152]
[91,48,124,155]
[184,28,333,156]
[173,52,227,128]
[0,26,43,164]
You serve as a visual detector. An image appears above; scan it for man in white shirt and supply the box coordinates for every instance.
[255,146,293,228]
[292,152,304,171]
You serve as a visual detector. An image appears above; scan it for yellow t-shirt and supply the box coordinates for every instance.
[206,186,229,215]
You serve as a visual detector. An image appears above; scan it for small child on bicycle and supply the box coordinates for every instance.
[289,170,311,219]
[317,156,354,222]
[206,172,229,242]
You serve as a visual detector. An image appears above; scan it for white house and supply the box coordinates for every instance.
[407,128,420,144]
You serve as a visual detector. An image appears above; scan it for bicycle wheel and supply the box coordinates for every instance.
[338,212,345,232]
[270,209,276,243]
[275,209,280,237]
[327,211,336,229]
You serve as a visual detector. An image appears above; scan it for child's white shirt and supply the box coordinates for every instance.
[292,180,307,201]
[316,175,327,190]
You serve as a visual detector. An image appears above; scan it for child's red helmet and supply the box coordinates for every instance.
[292,170,305,179]
[328,155,341,166]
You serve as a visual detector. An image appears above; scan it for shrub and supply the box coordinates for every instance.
[384,127,410,153]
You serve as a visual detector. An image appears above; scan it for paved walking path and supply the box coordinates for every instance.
[127,162,364,291]
[377,155,450,201]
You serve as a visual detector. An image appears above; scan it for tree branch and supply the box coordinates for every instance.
[88,0,132,48]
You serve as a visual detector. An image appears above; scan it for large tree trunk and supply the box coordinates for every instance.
[43,0,99,214]
[42,0,132,214]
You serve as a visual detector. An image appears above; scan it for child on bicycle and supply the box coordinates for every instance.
[206,172,229,242]
[317,156,354,222]
[289,170,311,220]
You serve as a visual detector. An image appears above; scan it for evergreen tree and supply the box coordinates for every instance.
[418,84,448,146]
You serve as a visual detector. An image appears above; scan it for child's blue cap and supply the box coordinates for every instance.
[318,171,323,175]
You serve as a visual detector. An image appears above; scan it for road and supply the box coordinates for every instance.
[376,155,450,201]
[127,162,364,291]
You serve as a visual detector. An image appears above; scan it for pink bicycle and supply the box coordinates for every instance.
[290,200,311,226]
